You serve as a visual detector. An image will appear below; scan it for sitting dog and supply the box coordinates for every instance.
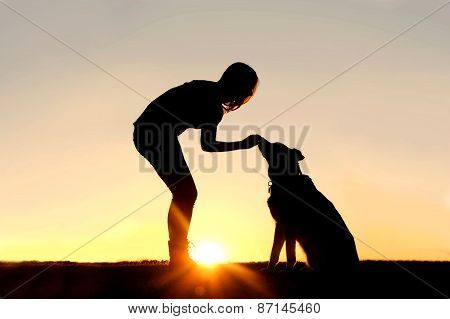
[258,139,359,272]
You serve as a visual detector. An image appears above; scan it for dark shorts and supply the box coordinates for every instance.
[133,123,194,191]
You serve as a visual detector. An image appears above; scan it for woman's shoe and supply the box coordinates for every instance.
[168,240,196,270]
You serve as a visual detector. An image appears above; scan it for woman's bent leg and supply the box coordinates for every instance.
[149,135,197,267]
[134,125,197,267]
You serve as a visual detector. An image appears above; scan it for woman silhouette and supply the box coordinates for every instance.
[133,63,260,268]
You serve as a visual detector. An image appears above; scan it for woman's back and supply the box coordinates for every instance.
[134,80,223,135]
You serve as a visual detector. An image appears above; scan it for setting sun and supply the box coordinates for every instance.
[191,241,227,266]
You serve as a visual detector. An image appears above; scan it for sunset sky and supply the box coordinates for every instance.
[1,0,449,262]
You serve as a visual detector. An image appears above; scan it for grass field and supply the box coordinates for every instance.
[0,261,448,298]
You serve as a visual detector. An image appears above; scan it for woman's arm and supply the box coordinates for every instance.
[200,124,260,152]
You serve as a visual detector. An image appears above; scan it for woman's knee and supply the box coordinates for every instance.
[172,183,197,206]
[184,186,198,204]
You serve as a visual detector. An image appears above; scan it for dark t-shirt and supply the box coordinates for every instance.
[134,80,224,136]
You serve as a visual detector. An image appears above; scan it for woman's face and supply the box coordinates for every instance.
[222,82,258,113]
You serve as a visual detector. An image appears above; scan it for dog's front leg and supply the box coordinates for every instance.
[267,222,285,271]
[285,234,296,271]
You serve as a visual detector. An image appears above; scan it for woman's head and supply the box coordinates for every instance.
[219,62,258,112]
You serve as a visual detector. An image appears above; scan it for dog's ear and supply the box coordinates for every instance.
[292,148,305,161]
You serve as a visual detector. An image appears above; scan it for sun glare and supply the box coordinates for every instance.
[191,241,227,266]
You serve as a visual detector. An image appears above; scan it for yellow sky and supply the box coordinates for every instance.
[1,0,449,262]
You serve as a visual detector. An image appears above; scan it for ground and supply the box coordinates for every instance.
[0,261,448,298]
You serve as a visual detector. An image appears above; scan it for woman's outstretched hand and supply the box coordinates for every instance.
[244,134,262,148]
[201,130,263,152]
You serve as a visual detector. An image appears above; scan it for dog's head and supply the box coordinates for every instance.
[258,138,305,179]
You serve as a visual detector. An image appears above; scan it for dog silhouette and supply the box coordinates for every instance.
[259,139,359,272]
